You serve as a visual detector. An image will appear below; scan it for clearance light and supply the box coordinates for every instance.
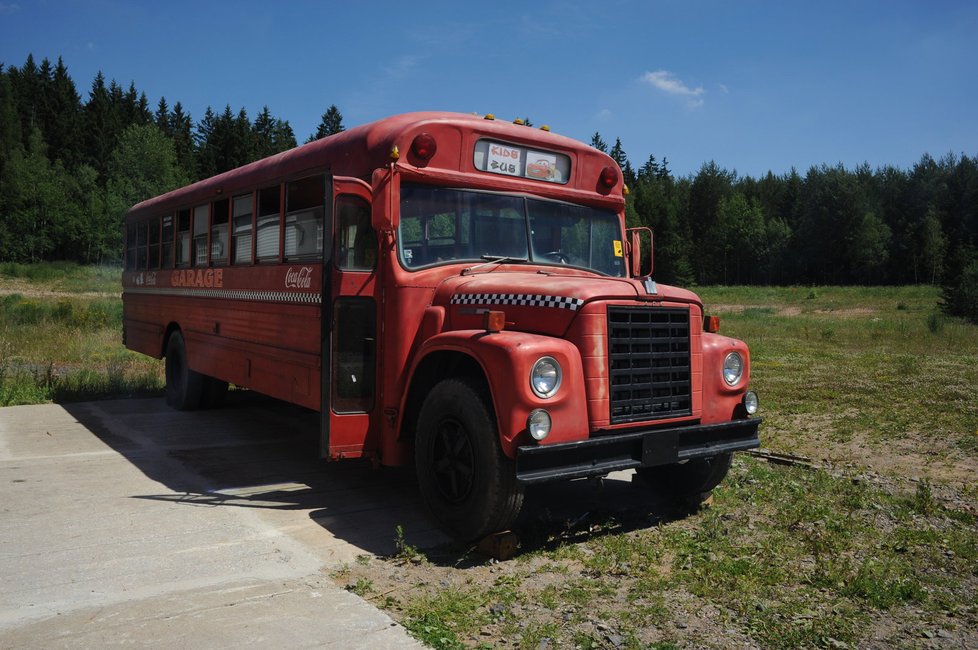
[483,310,505,333]
[527,409,552,441]
[484,114,496,120]
[540,125,551,132]
[389,145,400,161]
[599,166,618,189]
[410,133,437,163]
[513,118,525,125]
[704,315,721,333]
[623,184,630,196]
[743,391,759,415]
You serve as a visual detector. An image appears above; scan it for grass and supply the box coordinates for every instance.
[0,263,163,405]
[3,267,977,646]
[347,457,977,649]
[336,284,978,650]
[698,285,978,474]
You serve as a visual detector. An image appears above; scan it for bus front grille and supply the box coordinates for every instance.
[608,306,692,424]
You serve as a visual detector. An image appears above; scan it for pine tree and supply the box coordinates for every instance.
[590,132,607,153]
[169,101,195,179]
[307,104,344,142]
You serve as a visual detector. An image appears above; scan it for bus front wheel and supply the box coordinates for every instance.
[165,331,205,411]
[415,378,524,541]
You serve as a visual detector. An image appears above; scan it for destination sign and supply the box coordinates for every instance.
[473,139,570,184]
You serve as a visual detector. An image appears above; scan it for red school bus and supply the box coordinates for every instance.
[122,112,761,540]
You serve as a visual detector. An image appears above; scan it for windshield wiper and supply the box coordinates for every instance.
[462,255,529,275]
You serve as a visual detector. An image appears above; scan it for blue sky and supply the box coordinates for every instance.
[2,0,976,178]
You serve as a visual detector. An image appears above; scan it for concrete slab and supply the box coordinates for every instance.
[0,394,440,648]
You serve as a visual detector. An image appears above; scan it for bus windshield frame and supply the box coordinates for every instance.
[397,183,625,277]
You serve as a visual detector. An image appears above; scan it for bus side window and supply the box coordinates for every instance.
[211,198,229,265]
[161,214,174,269]
[335,197,376,271]
[285,175,325,260]
[148,216,161,269]
[232,193,253,265]
[136,221,148,270]
[256,185,281,262]
[192,204,209,267]
[125,224,135,270]
[176,209,191,267]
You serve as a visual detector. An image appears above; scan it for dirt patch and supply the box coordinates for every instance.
[709,304,803,316]
[0,287,117,299]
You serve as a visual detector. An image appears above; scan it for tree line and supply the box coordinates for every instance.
[594,135,977,322]
[1,54,975,321]
[0,55,343,265]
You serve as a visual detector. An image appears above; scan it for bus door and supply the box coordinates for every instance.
[322,177,379,459]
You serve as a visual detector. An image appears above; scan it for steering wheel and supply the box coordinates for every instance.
[544,250,570,264]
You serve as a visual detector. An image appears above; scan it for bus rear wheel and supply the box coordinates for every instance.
[415,378,523,541]
[165,331,205,411]
[634,453,733,508]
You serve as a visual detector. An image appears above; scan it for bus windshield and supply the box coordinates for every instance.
[398,184,625,277]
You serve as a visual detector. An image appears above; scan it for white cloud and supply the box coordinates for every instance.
[596,108,613,120]
[640,70,705,107]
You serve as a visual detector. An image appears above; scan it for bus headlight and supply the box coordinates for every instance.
[723,352,744,386]
[530,356,562,398]
[527,409,552,441]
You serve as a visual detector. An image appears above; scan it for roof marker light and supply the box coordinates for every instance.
[599,166,618,189]
[410,132,437,164]
[540,125,551,132]
[484,114,496,120]
[513,118,525,125]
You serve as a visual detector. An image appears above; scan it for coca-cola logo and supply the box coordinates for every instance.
[285,266,314,289]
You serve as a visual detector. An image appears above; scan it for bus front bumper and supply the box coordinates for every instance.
[515,418,761,485]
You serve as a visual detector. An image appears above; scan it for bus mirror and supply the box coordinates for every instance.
[626,227,653,278]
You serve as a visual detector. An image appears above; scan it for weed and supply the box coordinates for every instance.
[927,310,946,334]
[346,577,374,597]
[393,524,426,563]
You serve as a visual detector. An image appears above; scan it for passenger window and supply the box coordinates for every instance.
[161,214,174,269]
[176,209,191,267]
[148,217,161,269]
[136,221,148,270]
[256,185,281,262]
[192,204,209,267]
[335,196,376,271]
[285,175,324,260]
[210,199,229,265]
[232,193,253,265]
[125,223,137,270]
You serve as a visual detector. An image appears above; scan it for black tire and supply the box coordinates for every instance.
[635,453,733,505]
[415,378,524,541]
[164,331,205,411]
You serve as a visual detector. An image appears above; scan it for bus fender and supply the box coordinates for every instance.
[401,330,589,459]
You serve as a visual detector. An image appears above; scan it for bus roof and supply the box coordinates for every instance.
[126,112,623,220]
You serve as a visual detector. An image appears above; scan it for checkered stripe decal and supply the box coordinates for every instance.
[125,287,321,304]
[451,293,584,311]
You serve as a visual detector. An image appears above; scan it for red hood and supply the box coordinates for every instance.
[432,268,701,336]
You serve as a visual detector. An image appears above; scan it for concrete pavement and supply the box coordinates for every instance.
[0,394,445,648]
